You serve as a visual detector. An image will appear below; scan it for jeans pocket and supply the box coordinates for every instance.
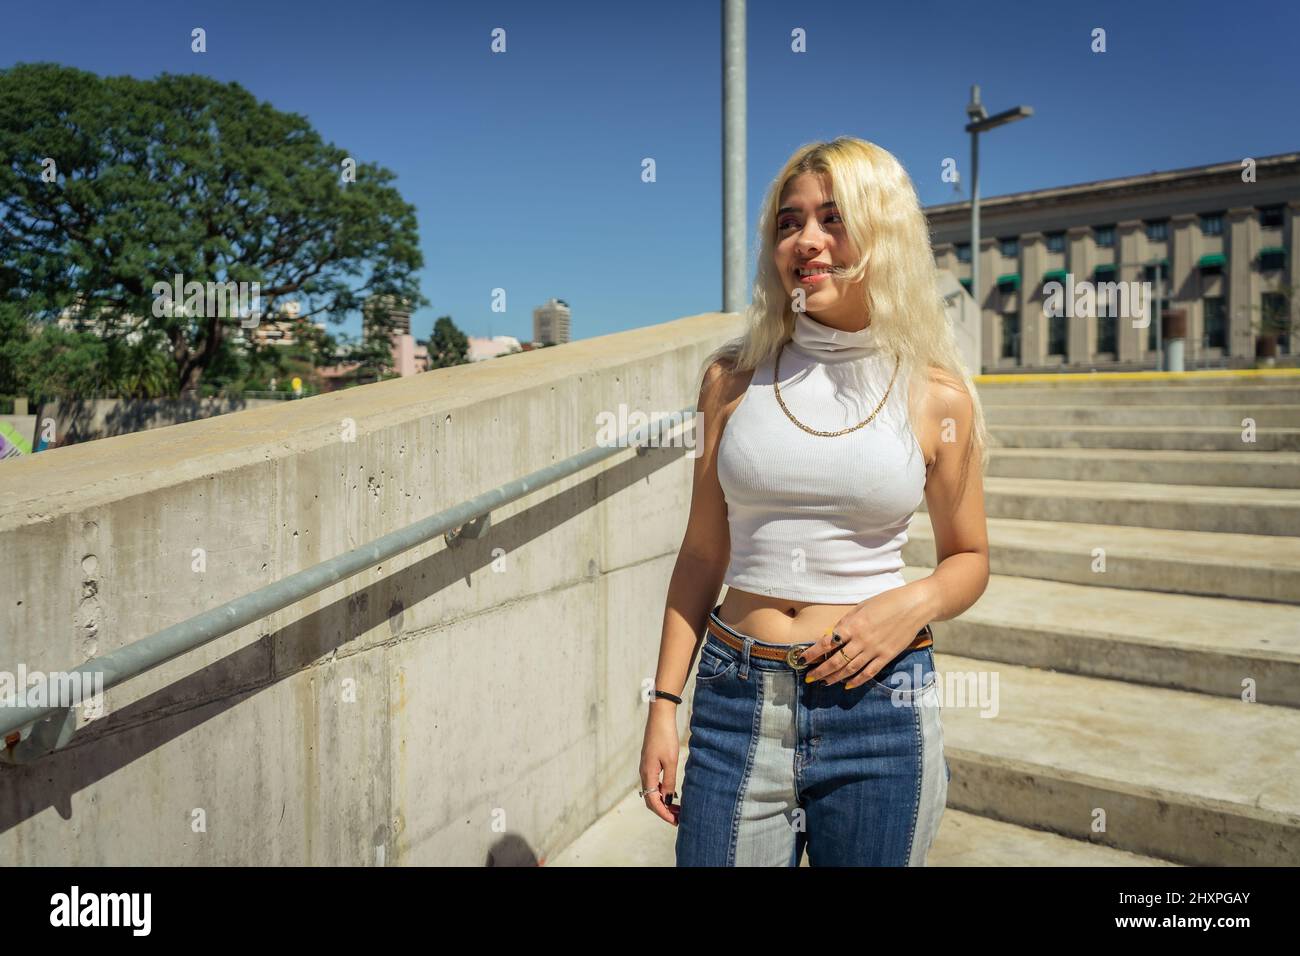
[863,646,935,700]
[695,642,739,684]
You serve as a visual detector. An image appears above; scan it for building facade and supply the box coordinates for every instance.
[926,152,1300,372]
[362,293,428,377]
[533,297,571,345]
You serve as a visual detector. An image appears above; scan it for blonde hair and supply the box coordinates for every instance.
[701,136,990,491]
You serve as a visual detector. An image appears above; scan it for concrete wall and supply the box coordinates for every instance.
[936,269,981,377]
[26,396,286,447]
[0,311,740,865]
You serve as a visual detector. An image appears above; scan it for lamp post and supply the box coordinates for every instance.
[1144,257,1166,371]
[722,0,746,315]
[965,85,1032,351]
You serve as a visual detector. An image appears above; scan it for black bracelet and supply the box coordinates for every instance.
[653,690,682,704]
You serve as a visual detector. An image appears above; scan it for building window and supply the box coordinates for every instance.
[1001,314,1020,360]
[1260,205,1285,228]
[1096,315,1117,354]
[1199,253,1225,276]
[956,242,971,263]
[1145,219,1169,242]
[1260,247,1286,271]
[1046,231,1065,254]
[1095,283,1118,354]
[1199,213,1224,236]
[1048,314,1067,356]
[1143,263,1170,286]
[999,237,1019,258]
[1203,296,1227,349]
[1094,224,1116,248]
[1262,292,1290,351]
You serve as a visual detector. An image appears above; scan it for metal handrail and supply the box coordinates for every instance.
[0,404,699,763]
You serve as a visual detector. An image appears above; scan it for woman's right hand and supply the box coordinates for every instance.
[639,704,681,825]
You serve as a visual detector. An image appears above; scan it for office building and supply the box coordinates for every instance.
[926,152,1299,371]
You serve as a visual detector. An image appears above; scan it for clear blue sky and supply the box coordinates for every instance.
[3,0,1297,343]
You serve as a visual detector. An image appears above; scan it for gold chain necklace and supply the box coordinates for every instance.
[773,343,900,438]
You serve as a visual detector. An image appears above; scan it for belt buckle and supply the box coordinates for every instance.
[785,645,806,670]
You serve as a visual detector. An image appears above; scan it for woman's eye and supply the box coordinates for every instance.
[778,213,842,231]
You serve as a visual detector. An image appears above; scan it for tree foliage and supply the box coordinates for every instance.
[0,62,425,395]
[427,316,470,369]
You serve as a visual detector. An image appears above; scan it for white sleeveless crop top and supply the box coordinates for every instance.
[716,313,927,603]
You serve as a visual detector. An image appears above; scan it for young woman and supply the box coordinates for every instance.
[639,137,991,866]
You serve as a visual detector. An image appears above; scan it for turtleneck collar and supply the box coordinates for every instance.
[787,312,880,362]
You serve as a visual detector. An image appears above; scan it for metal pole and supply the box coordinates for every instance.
[969,86,981,324]
[1155,261,1164,371]
[0,405,698,750]
[722,0,746,315]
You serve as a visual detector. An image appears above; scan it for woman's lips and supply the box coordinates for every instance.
[798,272,831,285]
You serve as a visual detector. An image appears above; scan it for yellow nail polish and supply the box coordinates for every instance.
[804,673,815,683]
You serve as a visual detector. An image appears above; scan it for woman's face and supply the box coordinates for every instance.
[773,171,867,330]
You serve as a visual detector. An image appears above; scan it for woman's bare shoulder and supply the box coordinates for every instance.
[917,363,973,412]
[914,364,975,468]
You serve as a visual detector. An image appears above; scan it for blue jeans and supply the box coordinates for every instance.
[675,605,950,866]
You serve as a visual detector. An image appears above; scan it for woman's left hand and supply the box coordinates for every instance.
[797,583,933,689]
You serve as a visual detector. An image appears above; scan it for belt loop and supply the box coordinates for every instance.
[739,636,754,680]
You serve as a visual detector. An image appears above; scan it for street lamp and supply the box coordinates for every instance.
[965,85,1032,341]
[1144,257,1166,371]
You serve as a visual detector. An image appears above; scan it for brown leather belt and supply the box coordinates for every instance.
[706,612,933,672]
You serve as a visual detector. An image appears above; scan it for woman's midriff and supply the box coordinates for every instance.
[717,587,861,645]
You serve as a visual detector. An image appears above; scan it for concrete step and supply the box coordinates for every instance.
[985,404,1300,428]
[901,565,1300,706]
[986,448,1300,489]
[989,424,1300,451]
[936,651,1300,866]
[979,385,1300,406]
[548,755,1179,866]
[905,513,1300,604]
[955,476,1300,536]
[925,808,1181,866]
[976,374,1299,391]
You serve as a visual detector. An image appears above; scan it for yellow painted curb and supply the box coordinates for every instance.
[975,368,1300,384]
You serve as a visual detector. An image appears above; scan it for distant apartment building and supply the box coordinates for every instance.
[533,298,571,345]
[243,300,327,348]
[363,293,429,376]
[55,290,314,350]
[926,152,1300,372]
[56,299,141,341]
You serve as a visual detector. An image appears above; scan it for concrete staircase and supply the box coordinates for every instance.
[904,373,1300,866]
[553,373,1300,867]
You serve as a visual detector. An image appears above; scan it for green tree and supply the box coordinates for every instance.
[427,316,470,369]
[0,63,426,395]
